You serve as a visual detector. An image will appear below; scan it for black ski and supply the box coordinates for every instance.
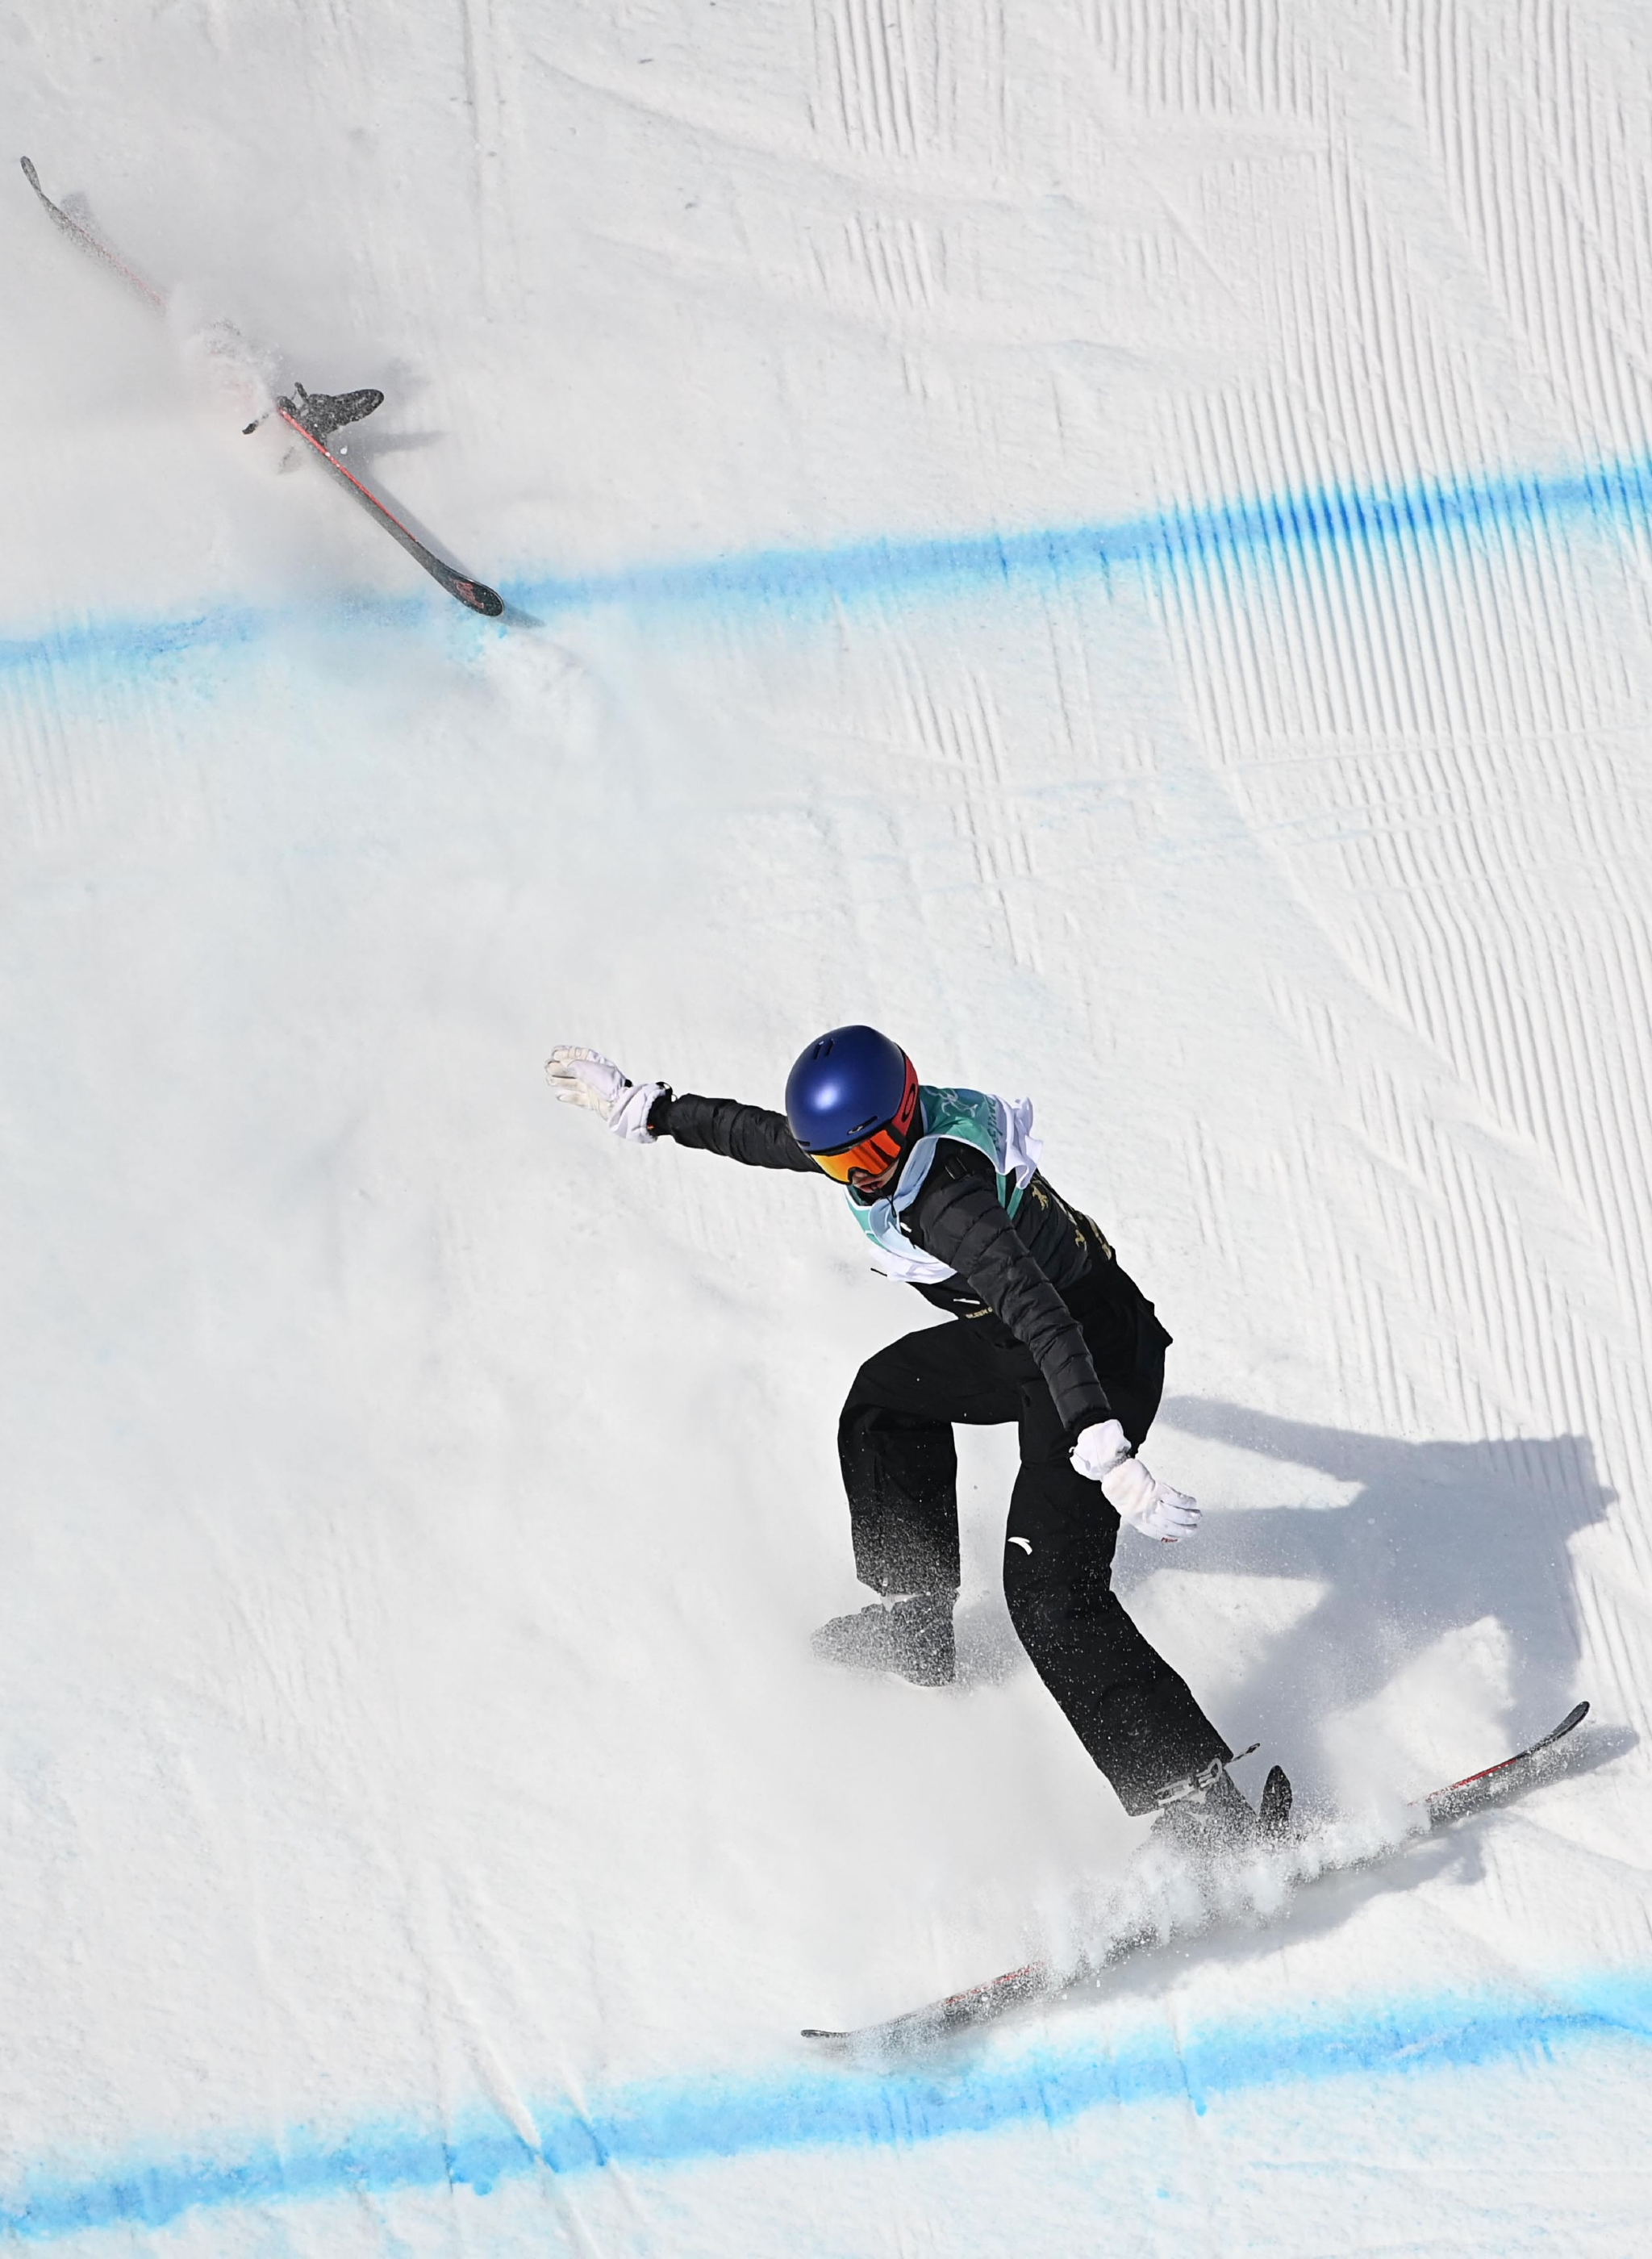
[20,157,503,617]
[803,1702,1592,2056]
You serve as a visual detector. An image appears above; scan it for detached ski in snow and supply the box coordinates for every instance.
[19,157,503,617]
[803,1702,1592,2056]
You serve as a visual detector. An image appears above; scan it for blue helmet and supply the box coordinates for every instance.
[785,1025,920,1181]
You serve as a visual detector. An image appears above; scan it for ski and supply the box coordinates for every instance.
[802,1702,1592,2056]
[19,157,503,617]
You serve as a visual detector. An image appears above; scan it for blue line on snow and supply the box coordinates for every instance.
[507,453,1652,622]
[2,450,1650,684]
[4,1976,1650,2240]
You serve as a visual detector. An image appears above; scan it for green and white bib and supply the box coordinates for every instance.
[845,1085,1042,1285]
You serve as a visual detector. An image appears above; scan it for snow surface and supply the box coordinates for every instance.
[5,2,1652,2252]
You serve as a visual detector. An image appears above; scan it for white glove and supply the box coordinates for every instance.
[545,1046,665,1145]
[1070,1418,1133,1482]
[1108,1465,1200,1544]
[1071,1418,1201,1544]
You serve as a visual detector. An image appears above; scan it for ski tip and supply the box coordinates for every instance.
[20,155,41,190]
[454,578,505,618]
[1527,1699,1590,1753]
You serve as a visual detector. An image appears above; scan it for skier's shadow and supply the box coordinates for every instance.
[1103,1399,1615,1790]
[955,1400,1613,1778]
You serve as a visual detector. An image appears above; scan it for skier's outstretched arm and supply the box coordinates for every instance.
[545,1046,816,1171]
[910,1150,1199,1544]
[647,1090,818,1171]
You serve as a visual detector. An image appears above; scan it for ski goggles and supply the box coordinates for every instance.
[808,1059,921,1187]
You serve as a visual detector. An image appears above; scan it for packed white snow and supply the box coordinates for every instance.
[3,2,1652,2253]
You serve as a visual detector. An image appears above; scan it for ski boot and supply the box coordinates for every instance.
[1149,1754,1293,1859]
[811,1590,956,1686]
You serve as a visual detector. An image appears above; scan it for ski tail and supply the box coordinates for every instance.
[1259,1764,1293,1839]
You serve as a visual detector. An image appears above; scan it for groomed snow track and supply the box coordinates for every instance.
[3,5,1651,2253]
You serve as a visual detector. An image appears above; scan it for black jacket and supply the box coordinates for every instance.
[646,1089,1166,1439]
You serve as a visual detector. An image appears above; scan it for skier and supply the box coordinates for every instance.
[548,1025,1265,1853]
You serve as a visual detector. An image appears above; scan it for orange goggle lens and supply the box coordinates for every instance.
[809,1059,919,1187]
[812,1124,907,1186]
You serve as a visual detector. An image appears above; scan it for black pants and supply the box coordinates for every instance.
[836,1301,1229,1814]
